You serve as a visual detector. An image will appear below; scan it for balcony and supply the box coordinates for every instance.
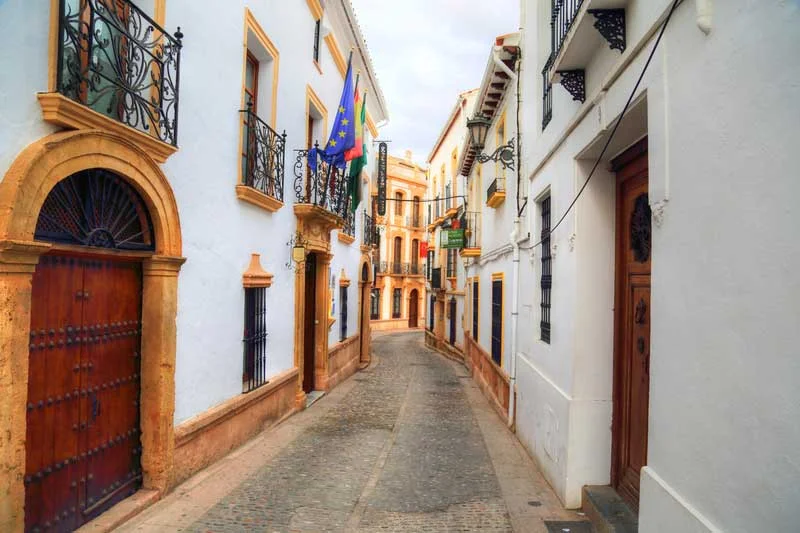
[461,212,481,258]
[40,0,183,163]
[411,213,423,229]
[237,105,286,211]
[293,145,350,222]
[363,213,379,247]
[486,177,506,208]
[409,262,423,276]
[338,209,356,244]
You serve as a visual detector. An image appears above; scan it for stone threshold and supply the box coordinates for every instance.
[76,489,159,533]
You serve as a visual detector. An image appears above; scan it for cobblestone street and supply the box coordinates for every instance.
[115,332,588,533]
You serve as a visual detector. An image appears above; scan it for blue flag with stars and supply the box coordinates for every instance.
[322,58,356,168]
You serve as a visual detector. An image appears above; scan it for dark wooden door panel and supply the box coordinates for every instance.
[80,259,142,521]
[612,141,651,512]
[303,254,317,393]
[26,255,85,533]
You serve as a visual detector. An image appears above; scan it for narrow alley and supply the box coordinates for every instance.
[114,332,587,533]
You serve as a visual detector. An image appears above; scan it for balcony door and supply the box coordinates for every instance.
[411,240,419,273]
[393,237,402,274]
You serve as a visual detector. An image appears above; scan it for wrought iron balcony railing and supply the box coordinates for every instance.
[461,212,481,250]
[377,261,388,274]
[56,0,183,145]
[542,57,553,130]
[487,177,506,205]
[409,262,423,276]
[363,213,379,247]
[551,0,585,65]
[391,262,404,275]
[241,105,286,202]
[411,213,422,228]
[293,144,350,220]
[342,209,356,237]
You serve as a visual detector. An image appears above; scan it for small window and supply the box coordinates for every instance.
[313,19,321,62]
[540,196,552,343]
[243,287,268,392]
[339,285,348,341]
[446,248,456,278]
[429,294,435,331]
[491,277,502,365]
[370,288,380,319]
[395,191,403,215]
[472,279,479,342]
[392,288,402,318]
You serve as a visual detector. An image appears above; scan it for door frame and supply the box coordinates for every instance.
[610,137,650,506]
[0,130,184,532]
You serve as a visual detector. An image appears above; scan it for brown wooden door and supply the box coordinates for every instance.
[408,289,418,328]
[303,254,317,393]
[611,141,651,511]
[25,254,142,533]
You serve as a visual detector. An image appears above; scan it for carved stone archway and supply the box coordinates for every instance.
[0,130,183,532]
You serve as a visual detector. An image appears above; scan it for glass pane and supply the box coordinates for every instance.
[245,58,256,91]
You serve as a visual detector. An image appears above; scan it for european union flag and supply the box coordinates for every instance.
[322,58,356,168]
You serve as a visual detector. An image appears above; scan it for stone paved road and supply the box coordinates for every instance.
[114,331,589,533]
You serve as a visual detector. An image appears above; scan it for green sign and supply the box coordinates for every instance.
[440,229,465,249]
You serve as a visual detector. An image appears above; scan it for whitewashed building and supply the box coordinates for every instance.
[508,0,800,531]
[0,0,387,530]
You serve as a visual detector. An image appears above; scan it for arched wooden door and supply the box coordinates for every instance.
[408,289,419,328]
[25,170,150,532]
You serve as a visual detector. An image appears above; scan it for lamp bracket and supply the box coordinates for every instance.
[476,138,516,171]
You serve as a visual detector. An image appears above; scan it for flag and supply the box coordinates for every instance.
[322,56,356,168]
[346,91,367,212]
[344,83,363,162]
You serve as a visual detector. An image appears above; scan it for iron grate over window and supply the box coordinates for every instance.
[392,288,402,319]
[340,285,348,341]
[472,279,479,342]
[446,248,457,278]
[429,295,435,331]
[540,196,552,343]
[313,19,321,62]
[370,289,380,320]
[243,287,269,392]
[491,279,502,365]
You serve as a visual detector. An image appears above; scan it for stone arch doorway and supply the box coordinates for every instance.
[0,130,183,533]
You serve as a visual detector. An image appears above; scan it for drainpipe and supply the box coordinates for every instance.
[509,220,520,428]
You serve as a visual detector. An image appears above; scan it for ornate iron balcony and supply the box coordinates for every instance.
[56,0,183,145]
[409,263,423,276]
[363,213,379,247]
[342,209,356,237]
[551,0,585,65]
[487,177,506,207]
[241,105,286,202]
[293,145,350,220]
[461,212,481,250]
[391,262,403,275]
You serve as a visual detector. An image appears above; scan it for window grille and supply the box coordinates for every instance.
[313,19,321,62]
[449,298,457,345]
[340,285,348,341]
[392,288,402,318]
[491,279,502,365]
[446,248,457,278]
[540,196,552,343]
[472,279,479,341]
[429,295,435,331]
[370,289,380,319]
[243,287,268,392]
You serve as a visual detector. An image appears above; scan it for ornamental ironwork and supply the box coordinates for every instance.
[342,209,356,237]
[363,212,379,247]
[241,103,286,202]
[56,0,183,146]
[551,0,585,63]
[35,168,155,251]
[477,138,516,171]
[542,58,553,130]
[557,69,585,103]
[588,9,626,53]
[630,194,652,263]
[293,145,350,220]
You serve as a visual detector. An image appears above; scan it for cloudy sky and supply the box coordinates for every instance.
[349,0,519,165]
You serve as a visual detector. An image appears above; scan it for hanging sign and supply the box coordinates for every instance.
[377,142,387,216]
[440,229,465,249]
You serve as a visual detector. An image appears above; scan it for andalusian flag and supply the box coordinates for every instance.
[346,91,367,212]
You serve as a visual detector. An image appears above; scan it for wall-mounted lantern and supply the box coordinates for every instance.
[466,114,516,171]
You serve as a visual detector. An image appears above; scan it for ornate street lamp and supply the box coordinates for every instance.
[466,114,516,171]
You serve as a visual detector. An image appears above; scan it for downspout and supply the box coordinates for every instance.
[492,43,520,428]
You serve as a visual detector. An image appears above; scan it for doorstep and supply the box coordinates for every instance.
[305,390,326,408]
[75,489,160,533]
[581,485,638,533]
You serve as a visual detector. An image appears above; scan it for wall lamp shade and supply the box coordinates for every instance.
[292,243,306,263]
[467,114,492,151]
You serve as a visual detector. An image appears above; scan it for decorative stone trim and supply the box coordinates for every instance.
[242,254,274,288]
[339,269,351,287]
[37,93,178,164]
[236,185,283,213]
[338,232,356,245]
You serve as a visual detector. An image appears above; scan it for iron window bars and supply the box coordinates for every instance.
[540,196,552,343]
[241,104,286,202]
[542,57,553,130]
[370,289,380,320]
[551,0,585,67]
[449,298,457,345]
[392,288,402,318]
[243,287,269,392]
[56,0,183,146]
[363,213,379,246]
[293,146,350,220]
[342,209,356,237]
[446,248,457,279]
[429,295,435,331]
[462,212,481,249]
[340,285,348,341]
[313,19,321,62]
[491,278,502,365]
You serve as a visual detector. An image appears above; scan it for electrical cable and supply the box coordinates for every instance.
[524,0,680,251]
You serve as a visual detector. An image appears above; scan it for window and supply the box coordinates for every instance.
[449,297,457,345]
[429,295,435,331]
[413,197,421,226]
[427,204,432,225]
[426,249,435,280]
[446,248,456,279]
[243,287,268,392]
[395,191,403,215]
[313,19,321,62]
[392,288,402,318]
[472,279,479,342]
[339,285,348,341]
[491,276,503,365]
[540,196,552,343]
[241,52,259,181]
[370,289,380,319]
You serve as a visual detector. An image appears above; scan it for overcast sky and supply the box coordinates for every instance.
[349,0,519,165]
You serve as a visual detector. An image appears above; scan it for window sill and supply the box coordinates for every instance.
[37,92,178,164]
[337,233,356,245]
[236,185,283,213]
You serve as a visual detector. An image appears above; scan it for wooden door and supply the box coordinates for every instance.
[449,298,457,345]
[611,140,651,511]
[408,289,418,328]
[303,254,317,393]
[393,237,402,274]
[25,254,142,533]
